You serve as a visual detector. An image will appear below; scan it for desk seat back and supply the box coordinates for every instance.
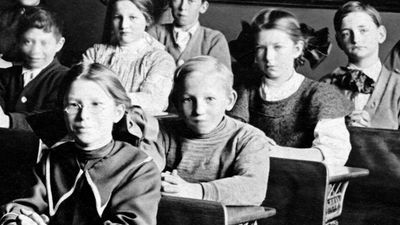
[0,128,39,204]
[346,127,400,205]
[260,157,328,225]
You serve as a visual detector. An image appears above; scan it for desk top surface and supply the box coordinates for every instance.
[158,196,275,225]
[226,205,276,225]
[327,165,369,183]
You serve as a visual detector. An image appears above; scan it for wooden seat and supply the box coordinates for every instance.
[157,196,227,225]
[0,128,39,204]
[341,127,400,225]
[260,157,329,225]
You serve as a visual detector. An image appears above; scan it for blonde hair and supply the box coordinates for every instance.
[59,63,131,109]
[171,56,233,105]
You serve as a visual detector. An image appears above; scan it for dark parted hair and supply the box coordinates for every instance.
[58,63,131,109]
[16,6,63,41]
[333,1,382,32]
[251,9,305,67]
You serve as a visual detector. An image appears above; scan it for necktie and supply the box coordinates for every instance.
[175,30,190,52]
[331,67,375,94]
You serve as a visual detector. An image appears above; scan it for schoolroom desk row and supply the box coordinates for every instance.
[0,127,374,225]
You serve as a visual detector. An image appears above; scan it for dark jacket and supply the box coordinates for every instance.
[0,59,68,130]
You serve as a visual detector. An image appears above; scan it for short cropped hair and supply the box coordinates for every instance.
[334,1,382,32]
[59,63,131,109]
[171,56,233,106]
[17,7,63,41]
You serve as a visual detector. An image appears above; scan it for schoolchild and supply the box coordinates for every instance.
[148,0,231,67]
[146,56,270,205]
[83,0,175,115]
[321,1,400,129]
[0,7,68,130]
[0,63,161,225]
[229,9,352,165]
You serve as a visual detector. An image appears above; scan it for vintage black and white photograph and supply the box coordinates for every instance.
[0,0,399,224]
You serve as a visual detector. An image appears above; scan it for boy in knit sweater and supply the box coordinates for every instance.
[147,56,271,205]
[148,0,231,68]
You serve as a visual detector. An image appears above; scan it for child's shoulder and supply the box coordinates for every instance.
[225,116,267,139]
[148,23,174,35]
[112,140,153,163]
[199,25,227,41]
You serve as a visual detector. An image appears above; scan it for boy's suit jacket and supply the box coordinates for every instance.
[148,23,231,68]
[0,59,68,130]
[321,66,400,129]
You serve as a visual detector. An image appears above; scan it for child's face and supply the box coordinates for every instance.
[64,80,125,150]
[113,0,147,46]
[336,11,386,63]
[255,29,303,82]
[176,72,236,135]
[20,28,64,70]
[171,0,208,30]
[18,0,40,6]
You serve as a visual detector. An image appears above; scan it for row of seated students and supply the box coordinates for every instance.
[0,0,399,224]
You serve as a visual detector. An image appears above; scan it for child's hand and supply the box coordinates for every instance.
[161,170,203,199]
[0,54,13,69]
[348,110,371,127]
[0,106,10,128]
[16,209,49,225]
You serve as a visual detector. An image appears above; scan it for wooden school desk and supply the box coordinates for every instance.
[261,157,369,225]
[157,195,276,225]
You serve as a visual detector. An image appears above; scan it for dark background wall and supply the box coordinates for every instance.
[1,1,400,79]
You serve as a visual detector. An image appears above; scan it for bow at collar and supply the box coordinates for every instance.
[332,67,375,94]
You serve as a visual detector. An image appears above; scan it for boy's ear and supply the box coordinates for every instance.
[56,37,65,53]
[225,90,237,111]
[377,25,387,44]
[113,104,126,123]
[199,1,209,14]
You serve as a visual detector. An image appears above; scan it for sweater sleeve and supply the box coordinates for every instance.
[0,161,48,224]
[128,50,175,114]
[309,82,353,120]
[103,160,161,225]
[200,128,270,205]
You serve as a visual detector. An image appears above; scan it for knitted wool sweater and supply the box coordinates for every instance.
[229,78,352,148]
[156,116,270,206]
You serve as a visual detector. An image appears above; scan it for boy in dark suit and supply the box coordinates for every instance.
[0,6,68,130]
